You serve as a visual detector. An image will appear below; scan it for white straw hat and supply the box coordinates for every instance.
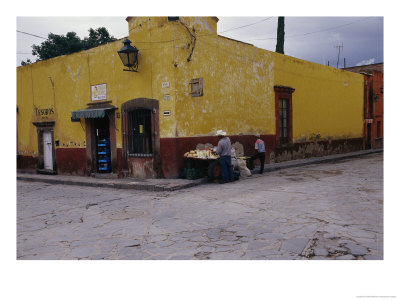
[216,130,227,136]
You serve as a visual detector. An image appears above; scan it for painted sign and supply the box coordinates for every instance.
[34,107,54,117]
[163,94,170,101]
[33,106,55,122]
[91,84,107,101]
[162,81,170,88]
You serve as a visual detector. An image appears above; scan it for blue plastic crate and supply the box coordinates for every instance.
[98,160,109,163]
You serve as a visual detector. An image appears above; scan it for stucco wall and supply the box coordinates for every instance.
[125,17,276,138]
[17,16,366,177]
[173,34,275,137]
[273,53,364,142]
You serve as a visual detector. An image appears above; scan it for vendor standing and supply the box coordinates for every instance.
[215,130,234,183]
[250,134,266,174]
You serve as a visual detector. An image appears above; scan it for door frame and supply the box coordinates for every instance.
[43,131,53,169]
[274,86,295,146]
[365,120,373,149]
[33,121,56,174]
[121,98,160,178]
[84,110,117,176]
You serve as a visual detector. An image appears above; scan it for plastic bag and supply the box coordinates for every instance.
[237,159,252,177]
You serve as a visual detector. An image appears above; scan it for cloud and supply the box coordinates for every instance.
[17,17,383,68]
[356,58,375,66]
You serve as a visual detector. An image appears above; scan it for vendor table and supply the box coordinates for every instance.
[183,157,221,181]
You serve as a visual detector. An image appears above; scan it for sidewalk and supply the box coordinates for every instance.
[17,148,383,191]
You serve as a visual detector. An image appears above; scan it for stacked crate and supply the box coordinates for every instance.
[97,138,111,172]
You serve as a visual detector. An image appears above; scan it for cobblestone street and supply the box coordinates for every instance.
[17,153,383,260]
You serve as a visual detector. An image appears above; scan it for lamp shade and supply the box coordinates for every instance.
[117,39,139,71]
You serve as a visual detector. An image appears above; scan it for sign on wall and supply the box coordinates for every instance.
[33,106,55,121]
[91,84,107,101]
[34,107,54,117]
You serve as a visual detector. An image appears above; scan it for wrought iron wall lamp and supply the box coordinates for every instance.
[117,39,139,72]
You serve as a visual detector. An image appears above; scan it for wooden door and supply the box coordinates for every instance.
[43,131,53,170]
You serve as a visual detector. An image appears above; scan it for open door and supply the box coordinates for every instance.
[93,116,111,173]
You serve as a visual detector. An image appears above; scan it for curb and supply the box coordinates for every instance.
[252,148,383,175]
[17,149,382,191]
[16,175,206,192]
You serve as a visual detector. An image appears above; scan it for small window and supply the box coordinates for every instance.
[190,78,203,97]
[168,17,179,21]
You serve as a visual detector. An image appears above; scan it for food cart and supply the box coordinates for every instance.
[183,149,221,181]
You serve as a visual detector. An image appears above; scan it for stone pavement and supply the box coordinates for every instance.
[17,152,383,260]
[17,172,204,192]
[17,148,382,191]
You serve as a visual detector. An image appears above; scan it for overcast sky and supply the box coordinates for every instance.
[16,16,383,68]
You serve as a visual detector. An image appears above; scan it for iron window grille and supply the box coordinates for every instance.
[279,98,289,144]
[128,109,153,157]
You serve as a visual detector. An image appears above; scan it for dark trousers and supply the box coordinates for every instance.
[219,155,234,182]
[250,152,265,174]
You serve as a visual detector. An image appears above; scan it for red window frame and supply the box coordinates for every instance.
[274,86,295,146]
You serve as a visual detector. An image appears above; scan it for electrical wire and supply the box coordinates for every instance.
[118,16,371,45]
[17,16,374,46]
[218,17,274,34]
[115,17,274,44]
[17,17,378,66]
[250,17,374,41]
[115,18,151,39]
[116,17,273,39]
[17,30,47,39]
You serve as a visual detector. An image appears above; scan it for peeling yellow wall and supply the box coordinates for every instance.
[174,35,275,137]
[17,66,38,156]
[157,17,276,138]
[17,16,364,158]
[273,53,364,142]
[149,17,363,141]
[126,17,225,138]
[17,27,158,155]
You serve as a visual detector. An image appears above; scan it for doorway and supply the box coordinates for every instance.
[33,121,56,174]
[93,116,111,173]
[366,123,372,149]
[43,131,53,170]
[82,106,117,176]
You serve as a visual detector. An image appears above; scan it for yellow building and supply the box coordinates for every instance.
[17,17,364,178]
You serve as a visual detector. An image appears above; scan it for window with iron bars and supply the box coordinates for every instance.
[279,98,289,144]
[128,109,153,157]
